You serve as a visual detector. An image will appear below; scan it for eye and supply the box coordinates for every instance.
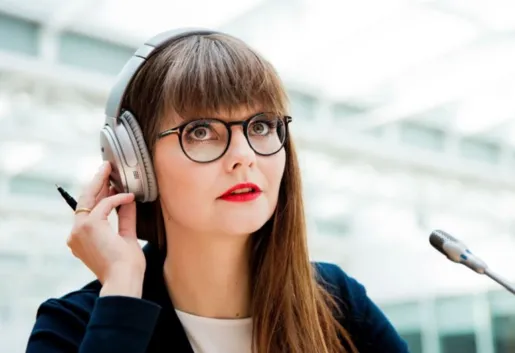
[249,121,272,136]
[192,127,209,139]
[185,121,215,141]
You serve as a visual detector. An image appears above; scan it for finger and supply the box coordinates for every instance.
[76,162,111,216]
[118,201,137,239]
[95,178,112,203]
[91,180,110,207]
[108,185,118,198]
[89,193,135,220]
[109,186,122,214]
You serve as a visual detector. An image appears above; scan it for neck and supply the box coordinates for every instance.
[163,228,252,319]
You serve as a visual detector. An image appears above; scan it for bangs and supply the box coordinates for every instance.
[160,33,288,119]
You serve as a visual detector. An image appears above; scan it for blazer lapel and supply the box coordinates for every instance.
[142,244,195,353]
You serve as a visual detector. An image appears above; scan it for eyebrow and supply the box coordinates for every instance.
[183,111,272,122]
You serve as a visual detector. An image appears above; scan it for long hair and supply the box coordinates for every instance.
[122,32,357,353]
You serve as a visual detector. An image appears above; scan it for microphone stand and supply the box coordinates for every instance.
[484,268,515,295]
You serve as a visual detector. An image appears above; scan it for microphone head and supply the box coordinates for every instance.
[429,229,457,255]
[429,229,488,273]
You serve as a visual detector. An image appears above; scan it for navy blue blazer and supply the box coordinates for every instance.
[26,244,409,352]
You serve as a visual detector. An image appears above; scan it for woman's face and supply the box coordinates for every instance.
[154,106,286,238]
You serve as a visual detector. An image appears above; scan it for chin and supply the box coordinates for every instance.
[213,197,275,234]
[224,220,268,237]
[217,213,271,237]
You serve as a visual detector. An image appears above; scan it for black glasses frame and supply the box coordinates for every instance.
[157,113,293,163]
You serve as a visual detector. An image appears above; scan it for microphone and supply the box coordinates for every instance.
[429,229,515,295]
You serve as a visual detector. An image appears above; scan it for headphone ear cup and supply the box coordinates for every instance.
[119,111,158,202]
[100,112,158,203]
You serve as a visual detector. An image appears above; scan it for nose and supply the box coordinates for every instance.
[223,127,256,172]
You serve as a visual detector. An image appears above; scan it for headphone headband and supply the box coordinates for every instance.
[104,27,219,121]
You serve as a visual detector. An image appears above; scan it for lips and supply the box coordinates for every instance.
[219,183,262,202]
[220,183,261,197]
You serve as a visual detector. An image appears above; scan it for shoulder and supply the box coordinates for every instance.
[312,262,363,302]
[312,262,368,318]
[312,262,410,353]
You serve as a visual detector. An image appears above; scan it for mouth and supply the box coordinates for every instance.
[219,183,262,201]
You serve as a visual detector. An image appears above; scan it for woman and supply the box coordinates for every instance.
[26,28,409,353]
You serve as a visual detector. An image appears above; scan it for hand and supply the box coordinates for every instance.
[67,162,146,297]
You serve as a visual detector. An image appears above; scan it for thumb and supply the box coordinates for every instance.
[118,201,137,239]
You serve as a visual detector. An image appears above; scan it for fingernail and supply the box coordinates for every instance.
[98,161,108,171]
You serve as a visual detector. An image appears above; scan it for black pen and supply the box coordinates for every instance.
[55,184,77,211]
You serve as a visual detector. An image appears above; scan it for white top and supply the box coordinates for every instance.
[175,309,253,353]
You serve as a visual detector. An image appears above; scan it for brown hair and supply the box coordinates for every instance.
[122,32,357,353]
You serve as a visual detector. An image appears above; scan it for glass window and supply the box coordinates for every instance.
[460,138,500,164]
[400,122,445,151]
[0,13,39,56]
[436,296,475,332]
[489,290,515,317]
[493,315,515,353]
[400,331,423,353]
[440,333,477,353]
[381,302,421,329]
[59,31,135,75]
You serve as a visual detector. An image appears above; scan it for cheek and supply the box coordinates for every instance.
[260,150,286,198]
[153,144,216,218]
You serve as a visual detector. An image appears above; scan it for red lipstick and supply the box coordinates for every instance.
[219,183,262,202]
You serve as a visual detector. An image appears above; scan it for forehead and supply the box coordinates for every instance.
[162,104,266,127]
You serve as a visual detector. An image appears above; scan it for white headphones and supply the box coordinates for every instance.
[99,28,219,202]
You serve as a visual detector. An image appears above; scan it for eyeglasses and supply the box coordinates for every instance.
[157,112,292,163]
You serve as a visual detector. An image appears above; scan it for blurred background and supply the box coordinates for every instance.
[1,0,515,352]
